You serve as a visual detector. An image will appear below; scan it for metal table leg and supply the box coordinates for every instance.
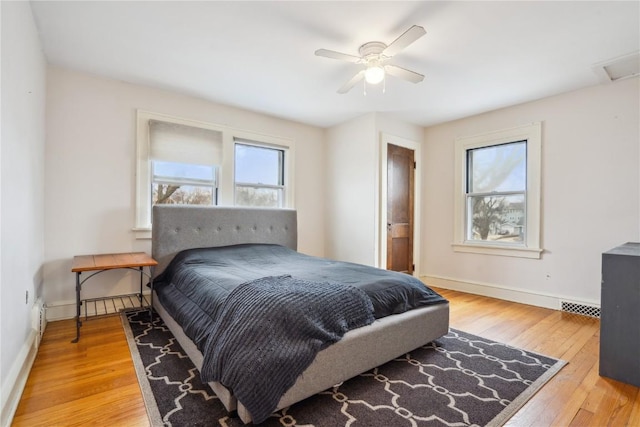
[138,266,143,307]
[71,272,82,343]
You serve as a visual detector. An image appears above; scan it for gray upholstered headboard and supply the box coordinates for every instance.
[151,205,297,278]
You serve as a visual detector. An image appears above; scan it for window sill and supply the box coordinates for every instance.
[452,243,542,259]
[133,228,151,240]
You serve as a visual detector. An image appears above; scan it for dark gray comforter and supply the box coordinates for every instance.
[153,243,447,420]
[199,274,375,424]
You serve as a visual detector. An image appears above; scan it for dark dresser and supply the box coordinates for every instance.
[600,242,640,387]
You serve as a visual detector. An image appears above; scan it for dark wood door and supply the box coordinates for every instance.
[387,144,415,274]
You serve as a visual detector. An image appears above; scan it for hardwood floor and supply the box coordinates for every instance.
[12,315,148,427]
[12,288,640,426]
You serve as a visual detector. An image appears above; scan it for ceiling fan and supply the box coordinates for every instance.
[315,25,426,94]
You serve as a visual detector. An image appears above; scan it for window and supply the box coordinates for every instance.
[147,119,221,209]
[234,141,285,208]
[453,123,542,258]
[466,141,526,243]
[135,112,224,237]
[135,111,295,238]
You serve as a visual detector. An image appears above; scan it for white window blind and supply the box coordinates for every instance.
[149,119,223,165]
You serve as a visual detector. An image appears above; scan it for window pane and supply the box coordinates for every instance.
[235,144,283,185]
[153,161,214,181]
[235,186,282,208]
[153,184,213,205]
[468,141,526,193]
[466,194,525,242]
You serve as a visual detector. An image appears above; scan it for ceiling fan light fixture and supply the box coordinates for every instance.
[364,65,385,84]
[316,25,426,93]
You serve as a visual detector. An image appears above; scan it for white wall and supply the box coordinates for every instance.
[44,67,325,318]
[421,78,640,307]
[1,1,47,423]
[325,112,423,267]
[326,113,377,265]
[375,114,424,144]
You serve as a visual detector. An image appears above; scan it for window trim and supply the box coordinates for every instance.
[134,110,295,239]
[453,122,542,259]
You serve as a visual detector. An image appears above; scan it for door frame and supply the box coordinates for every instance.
[377,133,422,275]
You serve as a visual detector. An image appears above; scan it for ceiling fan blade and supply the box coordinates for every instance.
[337,70,365,94]
[315,49,361,63]
[382,25,426,57]
[385,64,425,84]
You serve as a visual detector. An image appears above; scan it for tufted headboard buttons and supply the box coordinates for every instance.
[151,205,297,278]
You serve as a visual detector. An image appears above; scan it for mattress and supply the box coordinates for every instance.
[154,243,446,349]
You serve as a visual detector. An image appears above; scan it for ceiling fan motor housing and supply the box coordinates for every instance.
[359,41,388,63]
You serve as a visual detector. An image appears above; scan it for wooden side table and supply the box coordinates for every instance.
[71,252,157,343]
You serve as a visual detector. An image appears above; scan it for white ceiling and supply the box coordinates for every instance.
[29,1,639,128]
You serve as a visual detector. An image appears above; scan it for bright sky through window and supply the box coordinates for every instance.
[235,144,282,185]
[468,141,526,193]
[153,161,214,180]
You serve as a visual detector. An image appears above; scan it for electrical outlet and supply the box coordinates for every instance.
[26,290,29,304]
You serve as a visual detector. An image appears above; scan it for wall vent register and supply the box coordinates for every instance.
[560,301,600,318]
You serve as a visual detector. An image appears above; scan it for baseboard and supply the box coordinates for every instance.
[421,274,600,311]
[45,299,78,321]
[1,329,38,427]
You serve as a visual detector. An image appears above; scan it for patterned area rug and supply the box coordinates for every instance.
[121,309,566,427]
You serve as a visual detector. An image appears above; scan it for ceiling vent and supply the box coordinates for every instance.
[593,52,640,83]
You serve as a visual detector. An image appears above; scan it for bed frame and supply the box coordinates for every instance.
[151,205,450,424]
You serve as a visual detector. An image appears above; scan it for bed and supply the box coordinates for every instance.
[150,205,449,424]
